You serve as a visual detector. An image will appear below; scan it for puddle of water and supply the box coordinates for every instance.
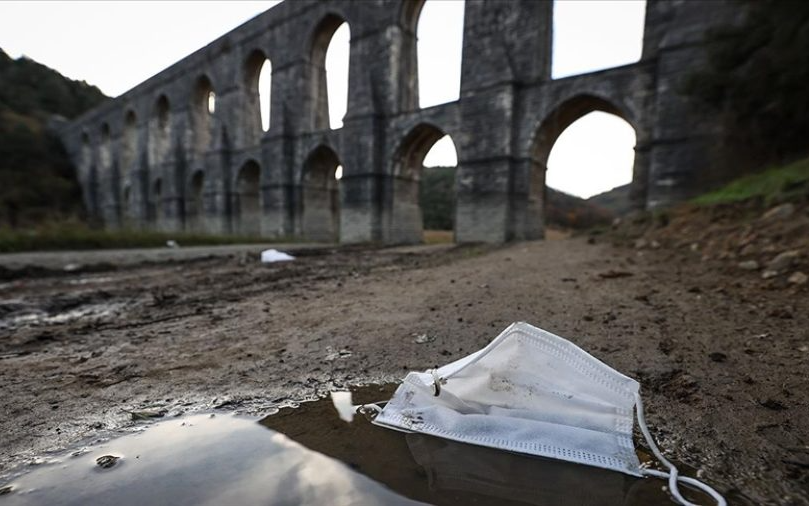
[0,302,123,330]
[0,384,726,506]
[0,412,420,506]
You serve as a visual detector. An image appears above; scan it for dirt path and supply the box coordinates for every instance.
[1,237,806,505]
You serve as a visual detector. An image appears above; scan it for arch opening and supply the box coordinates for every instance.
[99,123,111,170]
[414,0,465,108]
[150,95,172,167]
[122,185,133,226]
[392,124,458,244]
[531,95,637,236]
[122,110,137,177]
[551,0,646,79]
[301,146,341,242]
[79,132,92,178]
[235,160,262,236]
[193,76,215,153]
[310,15,350,130]
[187,171,205,233]
[245,51,272,137]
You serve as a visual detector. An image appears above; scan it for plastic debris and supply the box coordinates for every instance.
[261,249,295,263]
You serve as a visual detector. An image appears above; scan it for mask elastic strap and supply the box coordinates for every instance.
[634,392,727,506]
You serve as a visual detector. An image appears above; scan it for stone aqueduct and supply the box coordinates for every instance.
[59,0,740,244]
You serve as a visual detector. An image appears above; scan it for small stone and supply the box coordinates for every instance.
[738,260,759,271]
[690,243,700,252]
[788,272,808,286]
[761,203,795,221]
[597,270,633,279]
[761,270,779,279]
[767,250,800,272]
[413,333,435,344]
[650,240,661,249]
[634,238,648,249]
[128,409,166,421]
[96,455,120,469]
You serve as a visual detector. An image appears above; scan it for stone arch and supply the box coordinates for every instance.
[122,110,138,176]
[390,122,458,243]
[309,13,350,130]
[526,94,638,238]
[153,177,164,227]
[149,94,172,167]
[192,75,215,154]
[531,94,635,166]
[301,145,341,242]
[234,159,262,236]
[244,49,272,141]
[187,170,205,233]
[80,132,99,219]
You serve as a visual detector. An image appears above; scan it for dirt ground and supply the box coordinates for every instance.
[0,234,807,505]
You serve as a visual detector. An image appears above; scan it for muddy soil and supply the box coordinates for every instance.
[0,237,807,505]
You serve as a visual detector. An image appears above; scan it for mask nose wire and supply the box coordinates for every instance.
[634,392,727,506]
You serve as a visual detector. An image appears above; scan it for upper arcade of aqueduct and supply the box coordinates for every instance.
[59,0,746,244]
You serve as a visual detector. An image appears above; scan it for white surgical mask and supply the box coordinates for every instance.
[369,322,726,506]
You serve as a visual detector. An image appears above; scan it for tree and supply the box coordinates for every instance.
[682,0,809,165]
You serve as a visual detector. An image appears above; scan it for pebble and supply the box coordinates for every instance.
[767,250,800,272]
[761,203,795,221]
[761,270,779,280]
[96,455,120,469]
[787,272,807,286]
[738,260,759,271]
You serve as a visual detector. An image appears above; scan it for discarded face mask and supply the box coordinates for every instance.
[368,322,726,506]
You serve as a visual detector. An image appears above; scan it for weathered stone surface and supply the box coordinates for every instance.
[58,0,750,244]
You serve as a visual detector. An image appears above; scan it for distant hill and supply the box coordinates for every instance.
[420,166,614,231]
[0,48,108,227]
[546,187,614,230]
[587,184,632,216]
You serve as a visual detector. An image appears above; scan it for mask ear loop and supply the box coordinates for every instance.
[635,392,727,506]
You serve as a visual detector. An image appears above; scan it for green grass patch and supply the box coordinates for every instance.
[693,157,809,206]
[0,221,287,253]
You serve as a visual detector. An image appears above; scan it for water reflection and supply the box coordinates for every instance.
[0,413,422,506]
[260,384,702,506]
[1,384,716,506]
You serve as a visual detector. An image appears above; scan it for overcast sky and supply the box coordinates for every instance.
[0,0,645,199]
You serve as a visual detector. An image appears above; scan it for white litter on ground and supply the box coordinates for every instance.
[261,249,295,263]
[330,391,355,423]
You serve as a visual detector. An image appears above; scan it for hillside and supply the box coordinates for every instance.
[0,48,108,227]
[420,166,614,231]
[615,157,809,290]
[587,183,632,216]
